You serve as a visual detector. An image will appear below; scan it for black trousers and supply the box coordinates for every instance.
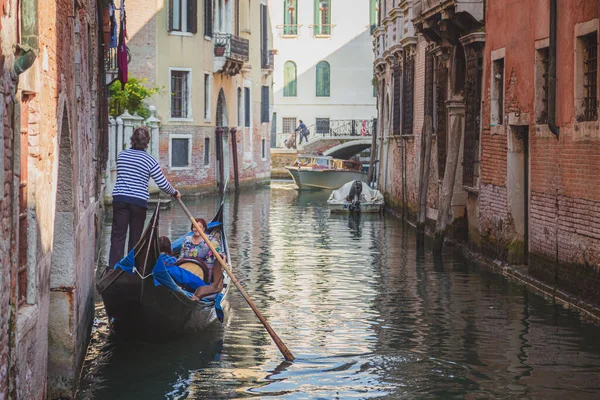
[108,202,147,268]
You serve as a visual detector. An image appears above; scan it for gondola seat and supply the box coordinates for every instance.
[175,258,211,284]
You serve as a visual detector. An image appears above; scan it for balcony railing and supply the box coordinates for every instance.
[313,119,377,137]
[213,33,249,62]
[276,24,303,37]
[309,24,336,37]
[105,46,130,86]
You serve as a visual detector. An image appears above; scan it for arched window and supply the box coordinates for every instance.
[316,61,330,97]
[284,61,297,97]
[284,0,298,35]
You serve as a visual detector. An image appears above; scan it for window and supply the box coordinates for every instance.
[171,69,191,119]
[237,87,242,126]
[582,32,598,121]
[18,94,31,305]
[244,87,251,127]
[261,138,267,159]
[261,85,270,123]
[283,0,298,36]
[369,0,378,34]
[392,65,401,132]
[316,117,330,134]
[491,57,504,126]
[313,0,331,36]
[316,61,330,97]
[535,47,549,124]
[204,73,211,120]
[261,4,268,67]
[402,52,414,135]
[170,135,192,168]
[204,137,210,166]
[283,117,297,133]
[169,0,197,34]
[284,61,297,97]
[204,0,213,36]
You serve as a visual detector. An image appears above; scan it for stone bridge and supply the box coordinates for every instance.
[299,135,373,159]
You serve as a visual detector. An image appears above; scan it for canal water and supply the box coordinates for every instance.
[79,182,600,399]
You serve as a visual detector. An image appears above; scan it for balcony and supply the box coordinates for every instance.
[276,24,303,38]
[261,49,275,71]
[213,33,249,76]
[309,24,336,38]
[413,0,484,43]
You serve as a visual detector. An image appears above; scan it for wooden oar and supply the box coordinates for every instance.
[176,198,295,362]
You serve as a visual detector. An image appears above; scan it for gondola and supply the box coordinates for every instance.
[97,201,231,335]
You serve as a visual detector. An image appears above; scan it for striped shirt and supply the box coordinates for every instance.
[112,148,176,208]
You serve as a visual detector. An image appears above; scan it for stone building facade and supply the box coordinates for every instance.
[374,0,600,306]
[117,0,273,199]
[481,0,600,304]
[374,0,485,227]
[0,0,108,398]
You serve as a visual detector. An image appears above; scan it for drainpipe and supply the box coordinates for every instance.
[548,0,559,136]
[14,0,39,75]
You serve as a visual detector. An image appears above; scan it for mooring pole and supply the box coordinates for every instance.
[231,127,240,188]
[216,127,224,193]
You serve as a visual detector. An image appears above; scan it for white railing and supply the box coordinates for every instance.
[105,106,160,198]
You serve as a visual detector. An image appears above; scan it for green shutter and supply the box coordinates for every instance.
[284,0,298,35]
[316,61,330,97]
[284,61,297,97]
[370,0,377,34]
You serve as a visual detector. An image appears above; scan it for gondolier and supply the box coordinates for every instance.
[108,126,181,269]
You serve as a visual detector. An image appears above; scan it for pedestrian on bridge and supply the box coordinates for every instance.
[296,120,310,145]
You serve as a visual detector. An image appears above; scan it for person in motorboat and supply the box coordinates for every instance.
[159,235,224,301]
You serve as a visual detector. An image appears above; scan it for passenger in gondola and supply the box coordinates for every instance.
[159,236,206,293]
[179,218,227,280]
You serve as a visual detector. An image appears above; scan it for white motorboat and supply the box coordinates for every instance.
[285,155,367,190]
[327,180,384,213]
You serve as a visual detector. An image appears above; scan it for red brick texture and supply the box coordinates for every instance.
[482,0,600,304]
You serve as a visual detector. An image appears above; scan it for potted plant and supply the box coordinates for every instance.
[214,44,226,56]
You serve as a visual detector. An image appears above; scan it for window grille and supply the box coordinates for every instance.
[583,33,598,121]
[283,117,297,133]
[171,71,189,118]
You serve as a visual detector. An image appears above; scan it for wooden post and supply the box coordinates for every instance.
[434,104,464,253]
[230,127,240,188]
[216,127,224,192]
[417,116,433,238]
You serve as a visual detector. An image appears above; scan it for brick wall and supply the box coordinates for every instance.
[480,0,600,304]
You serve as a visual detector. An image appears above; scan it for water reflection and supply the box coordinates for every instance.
[80,182,600,399]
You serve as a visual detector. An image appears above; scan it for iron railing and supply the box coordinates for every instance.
[213,33,249,62]
[312,119,376,137]
[262,49,274,70]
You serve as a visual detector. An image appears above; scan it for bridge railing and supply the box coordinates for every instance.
[313,119,377,137]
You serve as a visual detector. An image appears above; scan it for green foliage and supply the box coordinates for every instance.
[109,78,162,119]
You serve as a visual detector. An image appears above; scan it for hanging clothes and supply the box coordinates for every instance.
[109,2,118,49]
[117,1,128,89]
